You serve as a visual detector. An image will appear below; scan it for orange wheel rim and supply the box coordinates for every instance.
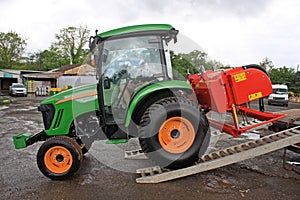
[158,117,195,154]
[44,146,73,174]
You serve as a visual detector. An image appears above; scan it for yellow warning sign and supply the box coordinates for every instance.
[234,72,247,83]
[248,91,262,101]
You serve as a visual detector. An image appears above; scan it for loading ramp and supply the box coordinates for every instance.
[129,126,300,183]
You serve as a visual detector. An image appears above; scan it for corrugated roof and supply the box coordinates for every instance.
[50,64,81,73]
[22,72,61,79]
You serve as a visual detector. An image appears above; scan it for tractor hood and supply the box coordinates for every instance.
[41,84,98,105]
[39,83,99,136]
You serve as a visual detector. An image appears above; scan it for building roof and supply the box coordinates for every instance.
[1,64,95,80]
[0,69,42,78]
[22,72,60,79]
[50,64,81,73]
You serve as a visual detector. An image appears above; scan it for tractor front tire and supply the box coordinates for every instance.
[139,97,210,169]
[37,136,83,180]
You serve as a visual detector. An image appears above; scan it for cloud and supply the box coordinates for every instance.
[190,0,271,17]
[0,0,299,67]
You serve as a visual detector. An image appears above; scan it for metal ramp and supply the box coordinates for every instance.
[133,126,300,183]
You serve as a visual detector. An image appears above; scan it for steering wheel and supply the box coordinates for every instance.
[111,69,128,84]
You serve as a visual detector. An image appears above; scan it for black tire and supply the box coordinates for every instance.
[242,64,269,76]
[37,136,83,180]
[138,97,210,169]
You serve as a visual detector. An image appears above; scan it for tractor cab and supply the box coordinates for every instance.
[89,25,192,138]
[99,33,173,124]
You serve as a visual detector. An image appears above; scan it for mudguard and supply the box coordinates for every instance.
[125,80,193,127]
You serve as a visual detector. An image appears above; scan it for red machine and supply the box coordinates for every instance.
[188,64,287,137]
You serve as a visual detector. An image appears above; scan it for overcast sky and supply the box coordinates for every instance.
[1,0,299,69]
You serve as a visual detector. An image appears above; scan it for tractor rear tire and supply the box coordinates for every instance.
[138,97,210,169]
[37,136,83,180]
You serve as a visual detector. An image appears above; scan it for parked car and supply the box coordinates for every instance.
[9,83,27,96]
[268,84,288,107]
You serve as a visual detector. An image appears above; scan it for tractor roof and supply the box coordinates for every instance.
[99,24,174,39]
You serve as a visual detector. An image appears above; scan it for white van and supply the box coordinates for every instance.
[268,84,288,107]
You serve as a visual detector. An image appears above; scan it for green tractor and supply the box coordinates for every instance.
[13,24,210,180]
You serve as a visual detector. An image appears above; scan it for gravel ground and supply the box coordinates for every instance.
[0,96,299,200]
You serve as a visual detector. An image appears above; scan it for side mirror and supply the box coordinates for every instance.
[104,77,111,89]
[89,30,99,52]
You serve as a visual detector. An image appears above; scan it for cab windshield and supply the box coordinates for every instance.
[273,88,288,94]
[100,35,166,124]
[12,84,25,88]
[101,36,165,80]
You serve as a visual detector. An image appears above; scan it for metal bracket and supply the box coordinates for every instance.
[124,149,148,160]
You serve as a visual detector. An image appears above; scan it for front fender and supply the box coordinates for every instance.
[125,80,193,127]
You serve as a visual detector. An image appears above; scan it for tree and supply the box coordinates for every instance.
[0,31,27,68]
[38,50,69,70]
[170,50,228,80]
[170,51,194,80]
[51,25,90,65]
[181,50,208,71]
[269,66,294,84]
[260,57,274,71]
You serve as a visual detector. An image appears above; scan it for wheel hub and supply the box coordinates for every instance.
[158,117,195,154]
[171,129,180,139]
[44,146,73,174]
[56,154,64,162]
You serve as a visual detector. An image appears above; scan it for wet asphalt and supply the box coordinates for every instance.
[0,96,299,200]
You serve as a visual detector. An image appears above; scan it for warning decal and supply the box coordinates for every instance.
[234,72,247,83]
[248,91,262,101]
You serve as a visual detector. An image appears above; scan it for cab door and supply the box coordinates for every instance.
[99,35,166,127]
